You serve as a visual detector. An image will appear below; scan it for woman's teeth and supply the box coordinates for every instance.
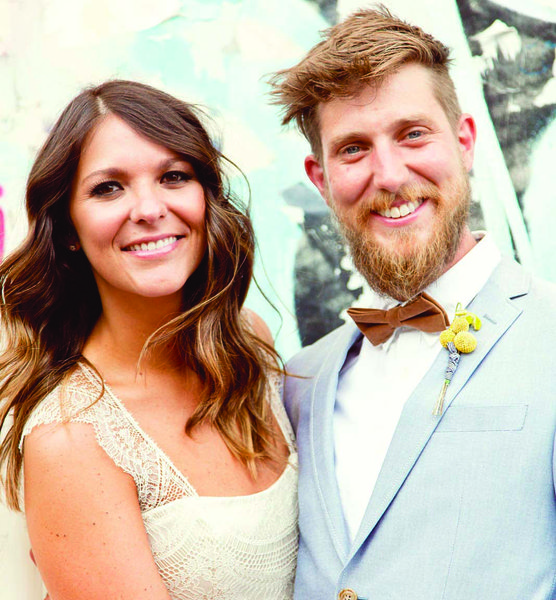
[378,198,423,219]
[126,236,177,252]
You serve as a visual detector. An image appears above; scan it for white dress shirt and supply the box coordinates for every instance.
[334,233,501,541]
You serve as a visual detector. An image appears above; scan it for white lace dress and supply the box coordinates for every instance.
[21,363,298,599]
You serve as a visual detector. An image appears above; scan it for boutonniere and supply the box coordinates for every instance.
[433,303,482,416]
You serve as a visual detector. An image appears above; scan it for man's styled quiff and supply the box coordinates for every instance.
[268,5,461,160]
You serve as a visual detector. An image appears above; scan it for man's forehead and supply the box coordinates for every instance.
[316,67,447,139]
[319,65,436,110]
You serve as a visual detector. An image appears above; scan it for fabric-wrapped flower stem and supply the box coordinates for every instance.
[433,341,460,416]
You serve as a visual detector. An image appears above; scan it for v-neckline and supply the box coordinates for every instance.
[77,362,295,500]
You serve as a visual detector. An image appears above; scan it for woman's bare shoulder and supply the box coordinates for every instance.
[23,421,171,599]
[241,308,274,347]
[21,366,105,450]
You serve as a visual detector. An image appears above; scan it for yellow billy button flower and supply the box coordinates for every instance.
[434,303,482,416]
[454,331,477,353]
[439,329,456,348]
[450,316,469,334]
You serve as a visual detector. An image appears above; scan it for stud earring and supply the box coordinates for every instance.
[69,242,80,252]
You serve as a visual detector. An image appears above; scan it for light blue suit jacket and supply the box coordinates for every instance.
[284,258,556,600]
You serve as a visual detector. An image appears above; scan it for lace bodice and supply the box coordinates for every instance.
[22,364,298,599]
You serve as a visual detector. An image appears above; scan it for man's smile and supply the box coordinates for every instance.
[376,198,424,219]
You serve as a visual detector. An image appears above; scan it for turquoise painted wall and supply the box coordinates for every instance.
[1,0,555,358]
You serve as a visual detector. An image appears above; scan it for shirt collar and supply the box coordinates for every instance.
[424,231,500,320]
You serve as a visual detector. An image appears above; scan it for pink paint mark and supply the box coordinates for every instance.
[0,209,4,260]
[0,186,4,260]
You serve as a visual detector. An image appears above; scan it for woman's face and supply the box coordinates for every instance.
[69,114,207,309]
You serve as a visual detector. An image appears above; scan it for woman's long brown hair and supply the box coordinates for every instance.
[0,80,282,510]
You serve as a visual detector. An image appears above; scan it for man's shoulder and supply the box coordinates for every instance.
[517,271,556,333]
[283,322,358,426]
[482,258,556,352]
[286,320,358,375]
[528,269,556,302]
[491,256,556,307]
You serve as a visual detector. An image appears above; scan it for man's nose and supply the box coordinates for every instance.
[370,145,409,193]
[129,188,168,223]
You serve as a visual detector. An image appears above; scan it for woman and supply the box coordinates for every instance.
[0,80,297,599]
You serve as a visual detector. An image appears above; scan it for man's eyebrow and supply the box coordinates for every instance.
[326,115,436,150]
[393,115,435,129]
[326,130,369,151]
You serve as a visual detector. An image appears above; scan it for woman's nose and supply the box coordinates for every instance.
[129,189,168,223]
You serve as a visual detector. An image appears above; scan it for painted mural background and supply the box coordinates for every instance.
[1,0,555,355]
[0,0,555,597]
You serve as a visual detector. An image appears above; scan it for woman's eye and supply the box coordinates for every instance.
[90,181,122,197]
[161,171,192,184]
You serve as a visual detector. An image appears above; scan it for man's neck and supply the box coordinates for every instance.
[441,226,477,276]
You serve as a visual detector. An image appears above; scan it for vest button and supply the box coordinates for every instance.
[338,589,358,600]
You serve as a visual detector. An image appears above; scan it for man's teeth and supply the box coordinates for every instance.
[378,199,423,219]
[126,236,177,252]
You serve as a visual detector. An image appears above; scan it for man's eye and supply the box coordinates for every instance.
[161,171,191,184]
[344,145,361,155]
[90,181,122,196]
[406,130,423,140]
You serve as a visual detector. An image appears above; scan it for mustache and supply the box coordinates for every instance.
[356,182,441,224]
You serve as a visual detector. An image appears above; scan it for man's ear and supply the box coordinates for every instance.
[304,154,329,204]
[457,113,477,172]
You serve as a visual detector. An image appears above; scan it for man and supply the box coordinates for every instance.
[270,7,556,600]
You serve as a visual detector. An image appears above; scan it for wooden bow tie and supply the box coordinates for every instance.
[347,292,449,346]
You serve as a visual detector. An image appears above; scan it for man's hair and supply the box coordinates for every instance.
[269,5,461,160]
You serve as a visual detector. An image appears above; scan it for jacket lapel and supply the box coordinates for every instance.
[348,258,530,559]
[310,322,361,562]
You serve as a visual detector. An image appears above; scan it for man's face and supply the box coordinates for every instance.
[305,63,477,301]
